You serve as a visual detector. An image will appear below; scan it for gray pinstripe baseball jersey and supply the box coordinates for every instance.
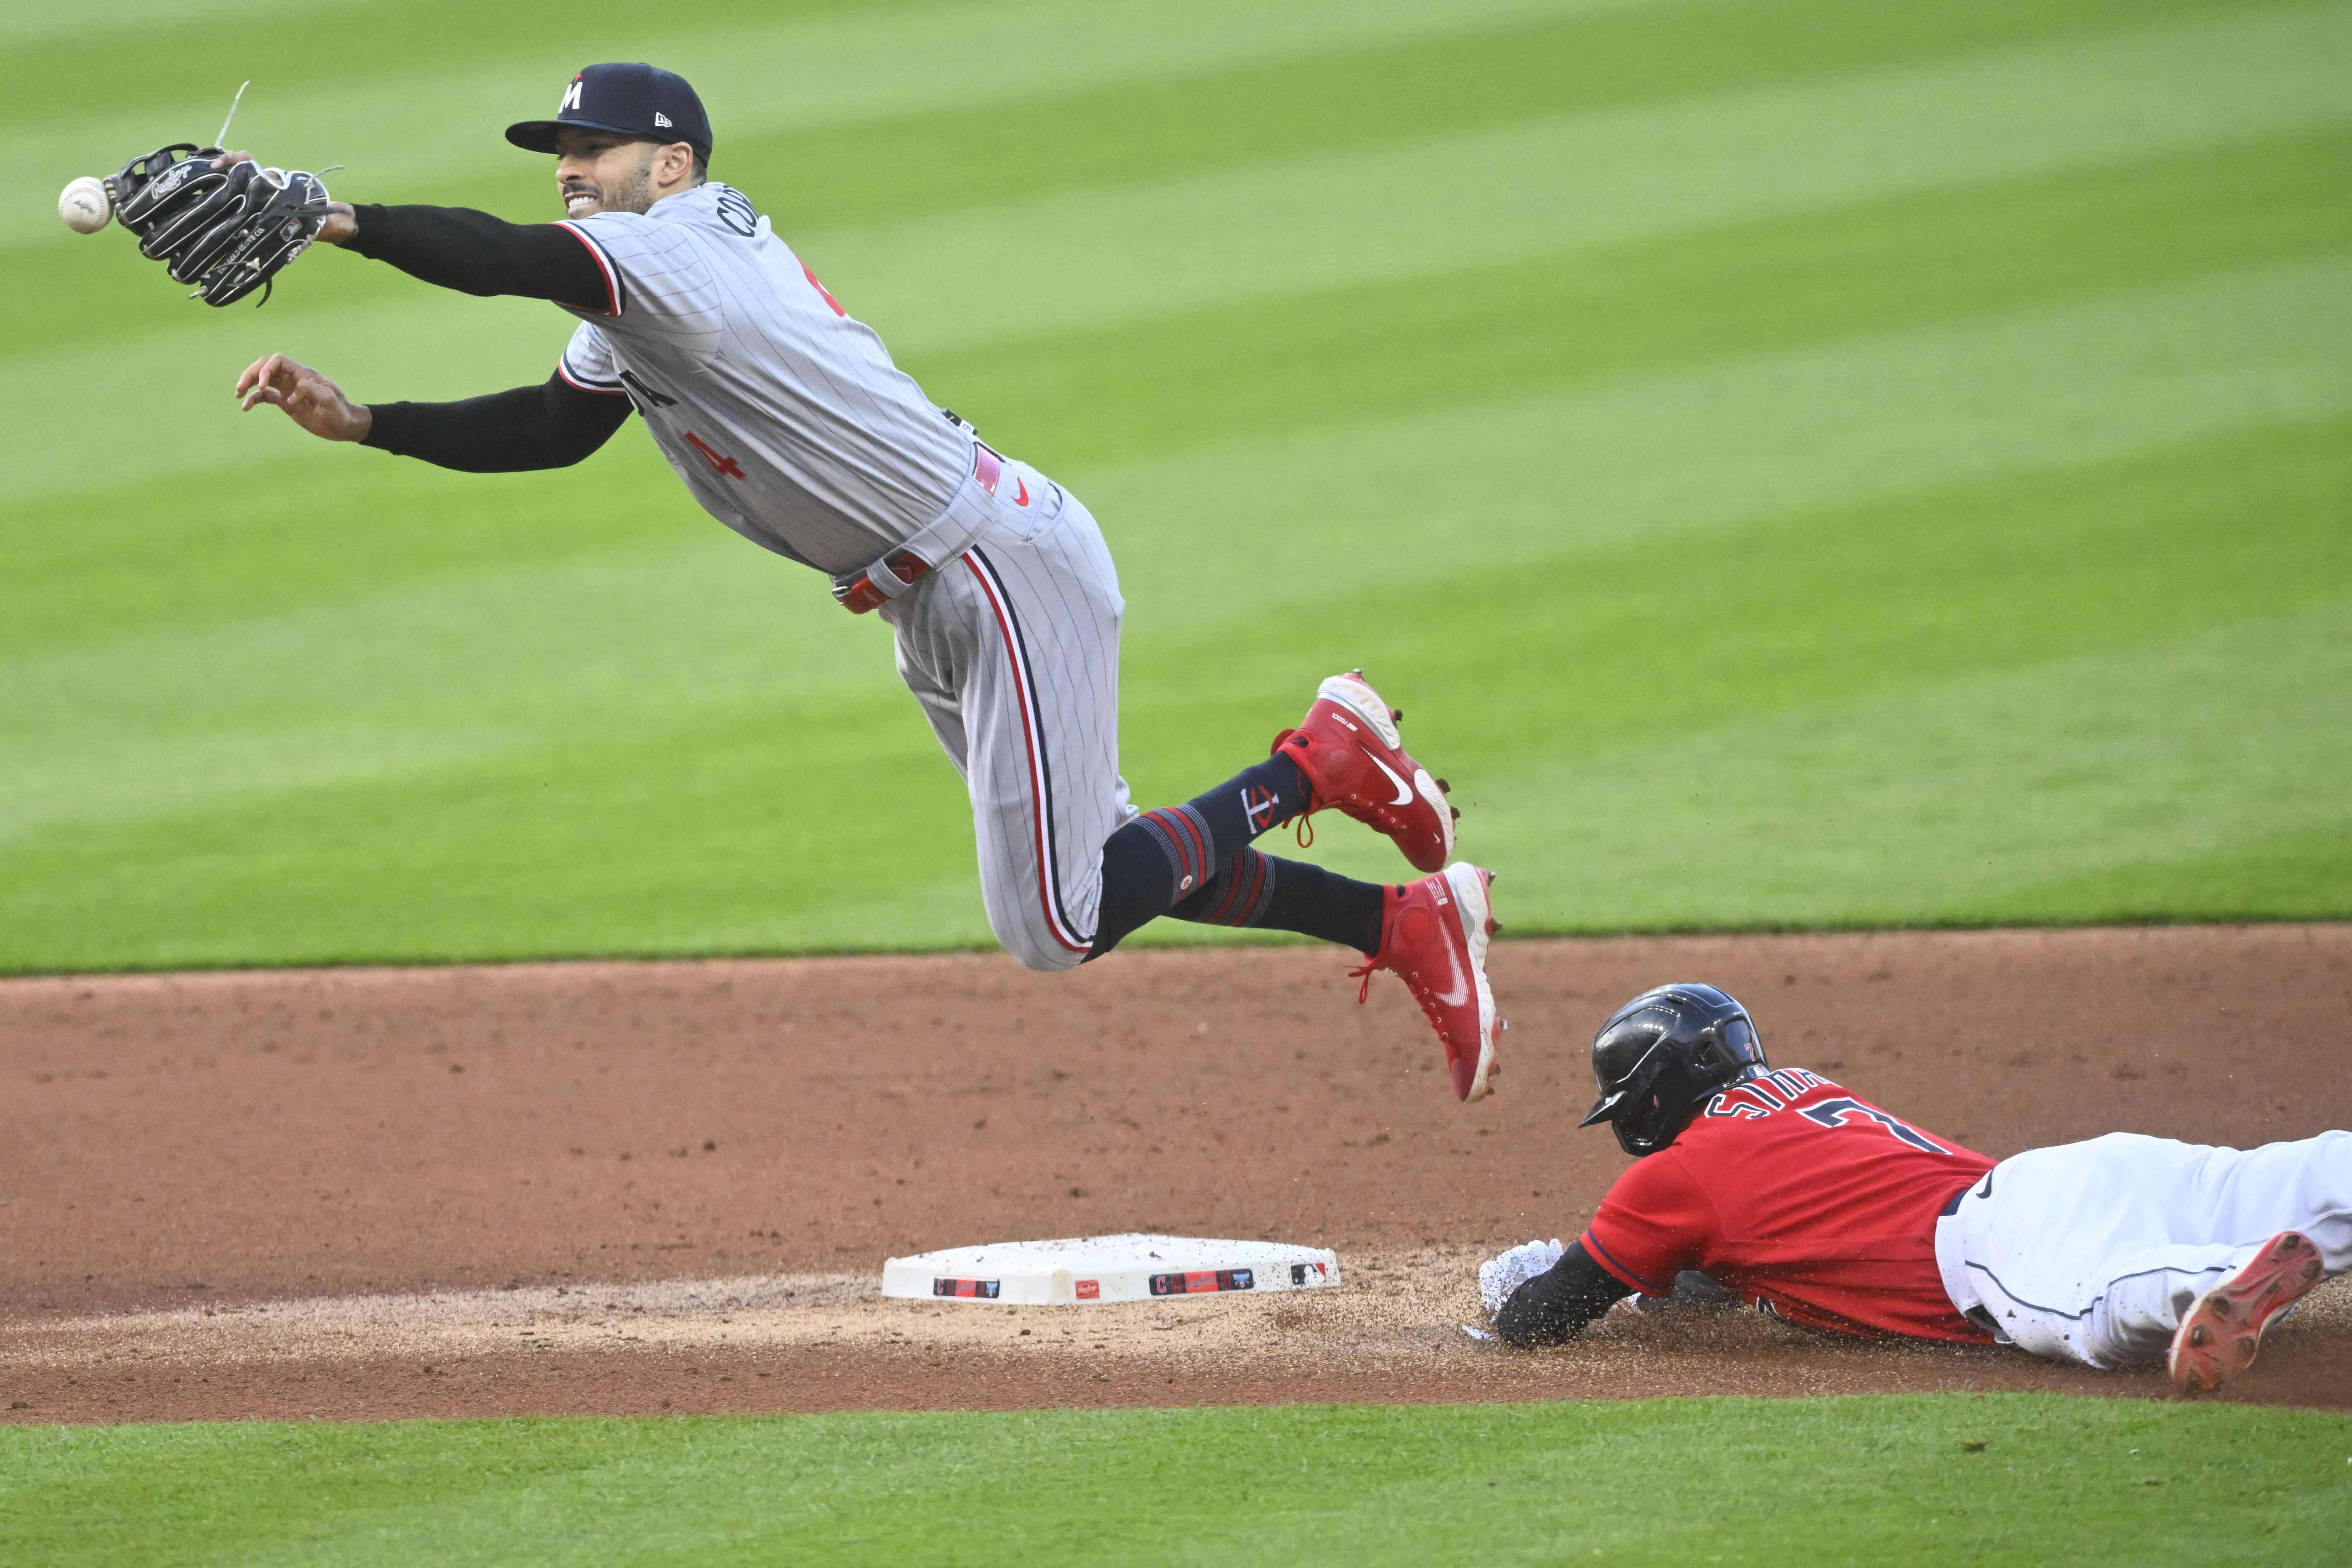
[556,182,1130,969]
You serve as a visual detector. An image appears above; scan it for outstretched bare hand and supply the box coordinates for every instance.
[236,353,371,441]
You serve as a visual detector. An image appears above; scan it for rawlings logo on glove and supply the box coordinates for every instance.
[104,144,331,307]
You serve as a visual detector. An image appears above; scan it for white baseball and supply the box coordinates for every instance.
[59,176,112,234]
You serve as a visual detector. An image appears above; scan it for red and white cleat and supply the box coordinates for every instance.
[1355,863,1503,1102]
[2167,1230,2325,1392]
[1274,671,1455,873]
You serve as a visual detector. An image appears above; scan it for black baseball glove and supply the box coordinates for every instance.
[104,145,332,307]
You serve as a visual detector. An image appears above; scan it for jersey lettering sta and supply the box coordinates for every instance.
[554,184,971,576]
[1581,1069,1996,1342]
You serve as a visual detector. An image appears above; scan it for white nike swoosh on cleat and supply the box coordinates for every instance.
[1367,753,1414,806]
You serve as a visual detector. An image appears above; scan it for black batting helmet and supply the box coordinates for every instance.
[1579,983,1768,1157]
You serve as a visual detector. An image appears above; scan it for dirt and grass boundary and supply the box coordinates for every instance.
[5,926,2346,1423]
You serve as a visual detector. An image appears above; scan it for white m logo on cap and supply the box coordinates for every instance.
[560,78,583,112]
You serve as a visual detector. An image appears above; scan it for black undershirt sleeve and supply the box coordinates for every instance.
[343,204,612,311]
[1495,1242,1636,1347]
[362,373,632,473]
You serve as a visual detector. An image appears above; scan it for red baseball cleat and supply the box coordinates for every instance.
[1274,671,1455,873]
[1354,863,1502,1102]
[2167,1230,2325,1392]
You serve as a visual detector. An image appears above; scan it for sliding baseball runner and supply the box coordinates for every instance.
[213,64,1503,1098]
[1479,984,2349,1388]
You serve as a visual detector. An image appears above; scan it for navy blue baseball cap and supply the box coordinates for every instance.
[506,63,712,162]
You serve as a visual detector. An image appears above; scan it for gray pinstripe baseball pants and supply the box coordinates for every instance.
[881,472,1134,971]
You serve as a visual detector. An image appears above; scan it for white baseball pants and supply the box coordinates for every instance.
[881,465,1133,972]
[1935,1130,2352,1368]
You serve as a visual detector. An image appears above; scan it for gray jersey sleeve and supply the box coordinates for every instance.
[557,321,624,394]
[557,212,726,357]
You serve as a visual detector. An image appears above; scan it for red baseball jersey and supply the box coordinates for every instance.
[1581,1068,1995,1342]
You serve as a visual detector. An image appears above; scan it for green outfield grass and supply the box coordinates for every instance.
[4,1395,2346,1566]
[6,10,2348,1553]
[5,0,2350,968]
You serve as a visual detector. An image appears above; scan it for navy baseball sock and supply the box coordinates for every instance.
[1167,851,1386,954]
[1090,846,1385,960]
[1199,752,1313,853]
[1085,754,1315,960]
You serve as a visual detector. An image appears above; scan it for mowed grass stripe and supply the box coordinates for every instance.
[720,0,2249,231]
[808,3,2352,351]
[4,0,1645,247]
[8,260,2340,807]
[19,447,2336,965]
[15,0,2240,252]
[1,1397,2346,1566]
[1478,602,2352,931]
[0,445,705,663]
[3,280,2342,963]
[0,684,976,968]
[0,0,349,48]
[1180,421,2352,928]
[924,126,2352,467]
[5,0,2345,967]
[14,128,2342,659]
[0,533,897,846]
[1090,257,2352,629]
[7,0,2264,353]
[11,3,2342,496]
[2012,814,2352,923]
[9,0,1678,350]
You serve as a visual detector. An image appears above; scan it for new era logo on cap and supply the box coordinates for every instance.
[654,112,671,128]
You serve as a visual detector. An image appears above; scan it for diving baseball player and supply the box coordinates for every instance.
[214,64,1503,1099]
[1480,985,2349,1390]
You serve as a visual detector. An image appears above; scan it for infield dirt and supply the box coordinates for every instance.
[4,926,2347,1424]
